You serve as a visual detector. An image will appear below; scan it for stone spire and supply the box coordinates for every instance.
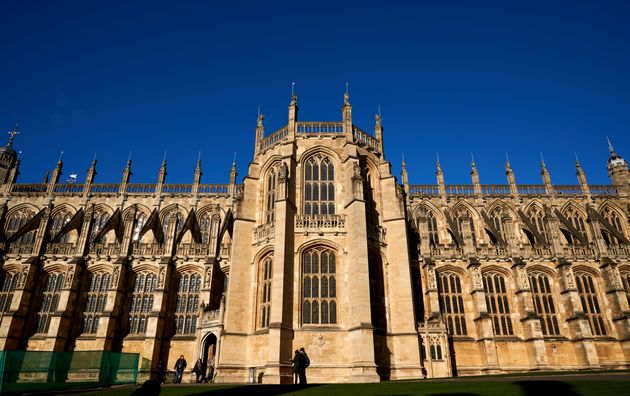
[401,156,409,195]
[575,156,591,197]
[540,155,553,195]
[254,113,264,156]
[157,156,167,185]
[470,155,481,196]
[342,84,353,141]
[83,158,97,197]
[288,83,298,140]
[47,152,64,194]
[120,157,132,194]
[374,113,384,155]
[228,157,238,196]
[436,157,446,201]
[505,154,517,197]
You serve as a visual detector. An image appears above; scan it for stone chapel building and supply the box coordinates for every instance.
[0,92,629,383]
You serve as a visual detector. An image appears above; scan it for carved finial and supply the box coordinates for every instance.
[291,82,296,98]
[162,150,167,164]
[92,152,97,166]
[375,113,381,126]
[232,152,237,168]
[58,150,64,165]
[471,152,476,168]
[607,137,615,154]
[8,124,20,145]
[378,104,381,117]
[436,152,442,172]
[257,113,264,126]
[401,152,406,167]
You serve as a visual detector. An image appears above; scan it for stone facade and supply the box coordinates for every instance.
[0,94,629,383]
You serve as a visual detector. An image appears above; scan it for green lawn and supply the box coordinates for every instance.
[77,378,630,396]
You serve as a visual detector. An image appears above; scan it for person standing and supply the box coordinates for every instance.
[207,358,214,383]
[193,358,204,383]
[291,350,301,384]
[299,348,310,385]
[174,355,187,383]
[155,360,166,384]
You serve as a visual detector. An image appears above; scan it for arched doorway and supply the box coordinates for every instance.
[202,333,217,381]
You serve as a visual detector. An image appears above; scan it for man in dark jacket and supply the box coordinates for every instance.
[291,350,301,384]
[174,355,187,383]
[298,348,309,385]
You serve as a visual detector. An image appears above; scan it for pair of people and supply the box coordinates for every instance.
[192,358,209,383]
[291,348,310,384]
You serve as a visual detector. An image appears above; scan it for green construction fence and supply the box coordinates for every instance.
[0,350,139,395]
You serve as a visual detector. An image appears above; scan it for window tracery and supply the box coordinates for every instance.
[36,273,64,334]
[575,272,607,336]
[49,210,72,243]
[83,272,110,334]
[528,205,549,245]
[563,206,588,244]
[304,154,335,215]
[303,247,337,325]
[128,272,156,334]
[0,272,18,316]
[600,206,625,246]
[90,210,110,244]
[438,272,467,335]
[6,208,37,245]
[265,168,277,224]
[175,273,201,335]
[259,255,273,328]
[528,272,560,336]
[483,272,513,335]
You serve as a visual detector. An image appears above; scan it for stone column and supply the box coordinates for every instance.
[599,258,630,361]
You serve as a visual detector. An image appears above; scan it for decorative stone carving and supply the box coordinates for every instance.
[65,266,75,288]
[426,265,437,289]
[204,267,212,288]
[19,266,28,288]
[111,267,120,288]
[471,265,483,290]
[158,266,166,288]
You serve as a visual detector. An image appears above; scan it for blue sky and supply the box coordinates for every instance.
[1,1,629,185]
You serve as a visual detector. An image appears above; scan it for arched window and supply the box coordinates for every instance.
[175,273,201,335]
[303,247,337,325]
[528,272,560,336]
[622,271,630,307]
[563,206,588,244]
[83,272,110,334]
[483,272,513,336]
[455,208,476,246]
[575,272,607,336]
[259,255,273,328]
[90,210,110,244]
[419,207,439,246]
[132,213,148,242]
[49,210,72,243]
[128,272,157,334]
[528,206,548,245]
[37,273,64,334]
[265,169,276,224]
[600,206,625,246]
[489,206,509,244]
[0,272,19,316]
[162,210,184,239]
[6,208,37,245]
[438,272,467,335]
[304,155,335,216]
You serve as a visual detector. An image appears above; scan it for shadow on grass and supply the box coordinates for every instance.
[516,381,578,396]
[186,384,323,396]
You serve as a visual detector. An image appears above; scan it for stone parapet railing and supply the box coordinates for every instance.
[352,125,379,152]
[429,245,464,258]
[254,223,275,243]
[259,126,289,151]
[6,243,35,255]
[409,184,618,198]
[296,122,344,134]
[89,243,122,256]
[176,242,210,257]
[295,214,346,234]
[132,243,164,256]
[201,309,221,326]
[45,242,77,256]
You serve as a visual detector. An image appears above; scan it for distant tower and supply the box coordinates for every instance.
[607,138,630,193]
[0,125,20,184]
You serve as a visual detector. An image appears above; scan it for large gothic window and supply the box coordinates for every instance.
[90,210,110,244]
[304,155,335,216]
[129,272,156,334]
[489,206,509,244]
[265,169,276,224]
[162,211,184,240]
[528,272,560,336]
[438,272,467,335]
[419,207,439,246]
[575,272,607,336]
[0,272,18,316]
[563,206,588,244]
[600,206,625,246]
[6,208,37,245]
[132,213,148,242]
[37,273,64,334]
[83,272,110,334]
[303,247,337,325]
[483,272,513,336]
[528,206,549,245]
[49,210,72,243]
[259,255,273,328]
[622,271,630,307]
[175,273,201,335]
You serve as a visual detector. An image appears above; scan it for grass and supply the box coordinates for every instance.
[75,376,630,396]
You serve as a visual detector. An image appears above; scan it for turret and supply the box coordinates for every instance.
[470,155,481,196]
[607,138,630,194]
[540,157,554,195]
[47,154,63,194]
[156,157,167,193]
[228,158,237,196]
[505,156,518,198]
[436,158,446,202]
[83,158,97,197]
[119,158,132,194]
